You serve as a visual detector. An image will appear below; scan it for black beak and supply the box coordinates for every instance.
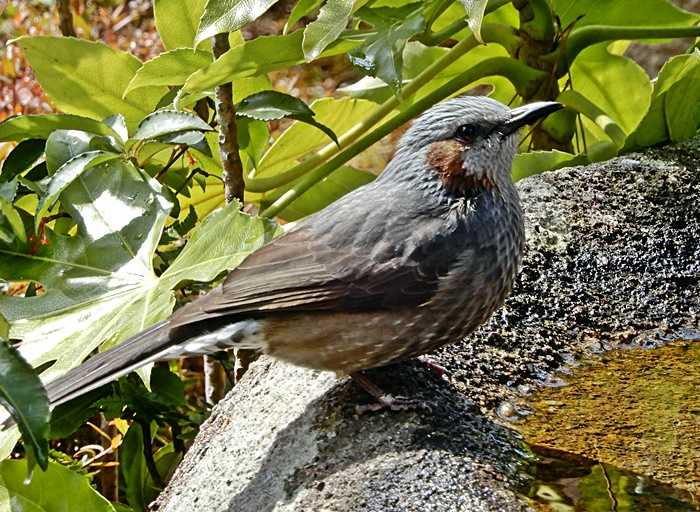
[499,101,563,137]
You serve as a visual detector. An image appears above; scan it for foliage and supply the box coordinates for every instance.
[0,0,699,509]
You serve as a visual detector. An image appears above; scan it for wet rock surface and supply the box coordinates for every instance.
[155,138,700,512]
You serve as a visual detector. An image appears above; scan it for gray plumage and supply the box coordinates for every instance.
[44,96,561,407]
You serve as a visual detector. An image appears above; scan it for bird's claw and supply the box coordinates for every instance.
[355,394,433,414]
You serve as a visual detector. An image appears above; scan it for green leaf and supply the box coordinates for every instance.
[512,150,580,181]
[0,196,28,247]
[459,0,488,43]
[259,165,375,221]
[45,130,98,174]
[121,424,148,511]
[35,151,121,231]
[124,49,212,96]
[552,0,699,29]
[104,114,129,143]
[133,110,213,140]
[0,314,8,340]
[568,43,651,141]
[49,388,107,439]
[14,36,167,131]
[0,340,49,471]
[624,52,700,151]
[285,0,323,33]
[194,0,280,45]
[302,0,353,60]
[150,366,185,407]
[1,139,45,183]
[182,31,360,97]
[349,10,425,92]
[0,184,278,456]
[236,90,338,144]
[0,459,116,511]
[0,114,120,142]
[247,97,378,219]
[154,0,208,50]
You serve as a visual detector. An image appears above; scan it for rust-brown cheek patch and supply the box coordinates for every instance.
[426,140,494,193]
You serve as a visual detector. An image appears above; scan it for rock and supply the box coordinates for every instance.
[155,139,700,511]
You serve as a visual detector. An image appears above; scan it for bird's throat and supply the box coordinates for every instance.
[425,140,495,195]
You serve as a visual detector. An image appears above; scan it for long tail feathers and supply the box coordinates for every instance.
[46,320,175,408]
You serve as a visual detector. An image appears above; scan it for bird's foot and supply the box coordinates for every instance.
[351,372,432,414]
[416,354,448,379]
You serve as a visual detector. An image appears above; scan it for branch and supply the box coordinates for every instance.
[56,0,76,37]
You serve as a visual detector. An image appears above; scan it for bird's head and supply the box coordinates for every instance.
[396,96,562,194]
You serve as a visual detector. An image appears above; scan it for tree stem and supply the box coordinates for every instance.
[56,0,76,37]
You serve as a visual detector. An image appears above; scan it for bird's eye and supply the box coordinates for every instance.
[455,123,479,142]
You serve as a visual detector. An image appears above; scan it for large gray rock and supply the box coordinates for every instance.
[155,139,700,512]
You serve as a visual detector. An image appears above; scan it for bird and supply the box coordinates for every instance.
[44,96,562,410]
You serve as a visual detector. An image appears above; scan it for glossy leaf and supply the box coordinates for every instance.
[154,0,208,50]
[0,340,49,471]
[35,151,121,231]
[14,36,167,131]
[124,49,212,95]
[285,0,323,33]
[194,0,280,45]
[0,139,45,183]
[625,52,700,150]
[552,0,699,29]
[0,459,116,511]
[302,0,353,60]
[459,0,488,43]
[247,97,378,219]
[0,114,120,142]
[0,177,278,456]
[45,130,98,174]
[258,165,375,221]
[236,91,338,144]
[512,150,580,181]
[349,10,425,92]
[182,31,359,96]
[104,114,129,142]
[133,110,213,140]
[568,43,651,142]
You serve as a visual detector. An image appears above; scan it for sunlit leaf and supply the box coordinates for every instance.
[0,114,120,143]
[35,151,121,231]
[13,36,167,131]
[0,171,278,455]
[194,0,280,45]
[459,0,488,43]
[349,9,425,92]
[133,110,213,141]
[568,43,651,144]
[0,459,116,511]
[103,114,128,143]
[236,91,338,144]
[182,31,359,96]
[625,52,700,150]
[0,341,49,471]
[124,49,212,96]
[285,0,323,33]
[551,0,699,29]
[512,150,581,181]
[154,0,208,50]
[302,0,353,60]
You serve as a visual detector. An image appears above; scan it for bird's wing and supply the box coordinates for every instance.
[168,224,442,329]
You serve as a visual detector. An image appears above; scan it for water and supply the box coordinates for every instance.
[522,447,698,511]
[510,340,700,511]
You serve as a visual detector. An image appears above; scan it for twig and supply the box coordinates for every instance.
[56,0,76,37]
[203,32,247,404]
[139,419,164,489]
[156,146,188,181]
